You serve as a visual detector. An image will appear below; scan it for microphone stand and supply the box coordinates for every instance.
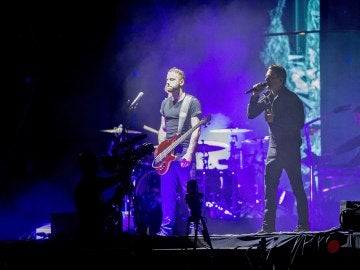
[303,117,319,217]
[106,96,146,234]
[124,95,158,235]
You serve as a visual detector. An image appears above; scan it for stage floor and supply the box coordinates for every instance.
[1,229,359,270]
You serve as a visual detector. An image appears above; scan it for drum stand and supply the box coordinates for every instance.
[228,135,242,215]
[116,171,146,235]
[125,174,153,234]
[200,151,209,196]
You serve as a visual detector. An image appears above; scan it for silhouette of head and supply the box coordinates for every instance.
[78,149,99,174]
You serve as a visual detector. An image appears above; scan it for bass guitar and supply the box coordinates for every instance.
[152,115,211,175]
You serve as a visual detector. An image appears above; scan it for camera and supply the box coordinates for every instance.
[185,179,205,219]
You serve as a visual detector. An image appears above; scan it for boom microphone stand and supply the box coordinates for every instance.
[101,91,150,234]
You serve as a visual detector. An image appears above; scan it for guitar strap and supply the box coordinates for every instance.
[177,94,193,134]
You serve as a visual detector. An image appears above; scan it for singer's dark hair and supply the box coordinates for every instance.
[268,64,287,82]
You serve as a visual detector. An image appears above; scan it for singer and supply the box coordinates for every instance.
[247,64,309,234]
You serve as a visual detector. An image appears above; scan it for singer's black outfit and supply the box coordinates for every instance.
[247,86,309,232]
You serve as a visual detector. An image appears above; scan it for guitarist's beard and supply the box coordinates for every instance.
[165,84,181,95]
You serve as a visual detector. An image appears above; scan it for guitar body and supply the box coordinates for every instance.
[154,135,178,175]
[152,115,211,176]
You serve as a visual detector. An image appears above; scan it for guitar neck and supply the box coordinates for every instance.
[154,115,210,164]
[162,119,206,158]
[171,123,201,152]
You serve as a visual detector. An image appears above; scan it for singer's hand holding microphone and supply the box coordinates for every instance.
[245,82,267,95]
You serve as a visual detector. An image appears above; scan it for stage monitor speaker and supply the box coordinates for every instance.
[339,201,360,231]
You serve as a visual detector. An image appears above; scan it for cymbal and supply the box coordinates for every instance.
[242,138,261,145]
[242,136,268,145]
[100,128,142,134]
[210,128,252,134]
[197,141,229,153]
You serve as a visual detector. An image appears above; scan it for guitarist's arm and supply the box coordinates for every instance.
[158,115,167,144]
[181,115,201,166]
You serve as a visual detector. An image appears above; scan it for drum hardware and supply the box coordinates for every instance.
[103,123,146,158]
[195,135,247,218]
[229,134,243,171]
[100,125,142,134]
[201,152,209,170]
[101,126,156,235]
[195,140,230,170]
[212,135,270,220]
[197,169,243,220]
[218,159,229,165]
[194,132,269,221]
[119,161,162,235]
[209,128,252,152]
[209,128,253,134]
[133,167,161,235]
[197,140,227,153]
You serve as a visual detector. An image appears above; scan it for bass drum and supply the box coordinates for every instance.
[133,167,162,235]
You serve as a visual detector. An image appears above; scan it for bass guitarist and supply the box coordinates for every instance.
[155,67,202,236]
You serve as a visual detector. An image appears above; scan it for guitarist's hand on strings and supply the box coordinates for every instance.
[180,153,192,167]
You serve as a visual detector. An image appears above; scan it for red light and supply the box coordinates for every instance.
[326,239,341,254]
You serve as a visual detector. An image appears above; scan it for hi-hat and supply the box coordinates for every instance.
[210,128,252,134]
[197,140,229,153]
[100,128,142,134]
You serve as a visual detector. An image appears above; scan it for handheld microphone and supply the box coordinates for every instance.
[129,91,144,109]
[245,82,267,94]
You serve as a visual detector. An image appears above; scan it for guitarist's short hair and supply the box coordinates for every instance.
[168,67,185,81]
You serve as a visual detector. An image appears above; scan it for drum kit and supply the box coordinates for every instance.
[100,126,269,227]
[195,129,269,220]
[100,126,160,234]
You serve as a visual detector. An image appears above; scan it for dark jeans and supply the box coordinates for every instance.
[159,161,196,235]
[262,146,309,230]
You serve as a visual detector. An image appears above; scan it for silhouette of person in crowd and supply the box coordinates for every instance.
[74,149,125,239]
